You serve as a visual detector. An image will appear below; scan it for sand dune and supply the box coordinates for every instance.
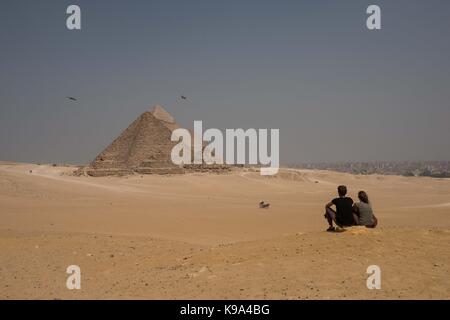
[1,163,449,299]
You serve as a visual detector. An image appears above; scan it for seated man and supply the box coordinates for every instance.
[324,185,355,232]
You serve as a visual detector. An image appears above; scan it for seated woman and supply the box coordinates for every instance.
[352,191,378,228]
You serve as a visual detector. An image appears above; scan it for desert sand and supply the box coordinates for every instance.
[1,162,449,299]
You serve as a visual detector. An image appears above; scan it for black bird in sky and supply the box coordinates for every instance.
[66,96,78,101]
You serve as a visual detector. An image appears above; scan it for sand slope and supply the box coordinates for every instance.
[0,163,449,299]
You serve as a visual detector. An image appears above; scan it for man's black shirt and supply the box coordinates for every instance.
[332,197,354,226]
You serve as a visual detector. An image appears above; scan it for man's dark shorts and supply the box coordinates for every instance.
[325,207,354,227]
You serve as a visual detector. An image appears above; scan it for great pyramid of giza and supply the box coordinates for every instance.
[84,105,185,176]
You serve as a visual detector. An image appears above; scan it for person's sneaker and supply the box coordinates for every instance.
[326,226,336,232]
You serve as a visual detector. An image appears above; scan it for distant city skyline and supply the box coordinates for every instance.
[293,160,450,178]
[1,1,450,165]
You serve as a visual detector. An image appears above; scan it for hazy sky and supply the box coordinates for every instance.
[1,0,449,165]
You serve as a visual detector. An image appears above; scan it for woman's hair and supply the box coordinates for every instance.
[358,191,370,204]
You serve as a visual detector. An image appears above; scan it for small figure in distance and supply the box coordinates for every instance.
[259,201,270,209]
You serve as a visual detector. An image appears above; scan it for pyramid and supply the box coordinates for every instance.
[151,104,180,132]
[85,105,185,176]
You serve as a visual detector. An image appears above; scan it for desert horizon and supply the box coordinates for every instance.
[1,161,449,299]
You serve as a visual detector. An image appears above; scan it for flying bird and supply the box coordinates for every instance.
[180,95,187,100]
[66,96,78,101]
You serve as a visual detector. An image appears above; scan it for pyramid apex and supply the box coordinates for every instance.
[150,104,175,123]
